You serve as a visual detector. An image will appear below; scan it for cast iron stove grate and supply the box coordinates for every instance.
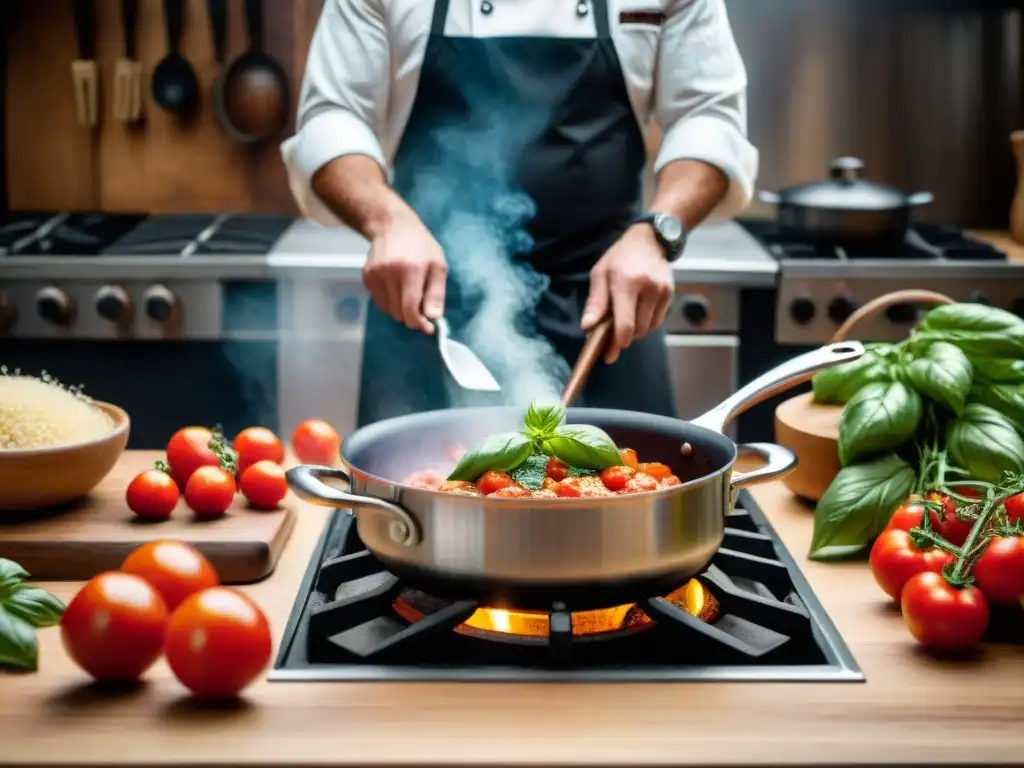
[271,491,863,682]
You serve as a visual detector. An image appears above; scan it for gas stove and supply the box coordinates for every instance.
[0,211,148,256]
[738,219,1024,344]
[271,491,862,682]
[102,213,293,257]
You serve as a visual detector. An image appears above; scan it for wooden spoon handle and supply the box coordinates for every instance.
[830,289,955,343]
[561,316,613,407]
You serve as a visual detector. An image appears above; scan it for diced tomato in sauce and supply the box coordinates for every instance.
[599,465,635,491]
[545,456,569,481]
[477,471,516,495]
[489,485,530,498]
[624,473,659,493]
[619,448,640,470]
[638,462,672,481]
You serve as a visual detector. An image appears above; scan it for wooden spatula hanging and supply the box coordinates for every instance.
[71,0,99,129]
[113,0,143,123]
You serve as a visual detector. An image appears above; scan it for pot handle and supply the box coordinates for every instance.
[906,191,934,206]
[830,289,954,343]
[691,341,865,434]
[730,443,797,489]
[285,465,421,547]
[757,190,781,205]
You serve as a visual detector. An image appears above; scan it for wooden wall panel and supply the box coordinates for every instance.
[4,0,325,214]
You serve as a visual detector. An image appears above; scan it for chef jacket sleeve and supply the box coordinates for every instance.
[280,0,390,225]
[653,0,758,220]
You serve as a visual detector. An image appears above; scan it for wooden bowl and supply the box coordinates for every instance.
[774,392,842,502]
[0,402,131,512]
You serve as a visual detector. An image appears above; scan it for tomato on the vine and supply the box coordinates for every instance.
[125,469,179,520]
[291,419,340,466]
[239,460,289,510]
[972,535,1024,606]
[120,541,220,611]
[886,499,939,533]
[900,571,989,651]
[233,427,284,474]
[1005,492,1024,525]
[869,529,955,600]
[476,470,515,496]
[924,491,974,547]
[166,427,223,488]
[184,465,236,518]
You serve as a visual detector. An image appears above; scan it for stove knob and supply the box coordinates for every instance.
[969,291,992,306]
[35,287,75,326]
[95,285,133,323]
[1012,298,1024,319]
[680,295,710,326]
[885,302,918,325]
[827,294,858,325]
[788,297,816,325]
[143,285,177,323]
[0,292,16,335]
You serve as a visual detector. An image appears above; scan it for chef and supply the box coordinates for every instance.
[282,0,757,426]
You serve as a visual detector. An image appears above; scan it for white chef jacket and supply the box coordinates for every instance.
[281,0,758,228]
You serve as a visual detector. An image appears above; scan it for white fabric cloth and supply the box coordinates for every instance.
[282,0,758,226]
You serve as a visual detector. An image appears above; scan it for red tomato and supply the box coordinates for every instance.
[638,462,672,481]
[489,485,530,498]
[239,460,289,510]
[868,529,955,600]
[476,470,515,495]
[545,456,569,481]
[927,490,976,547]
[121,541,220,611]
[619,448,640,470]
[901,571,989,651]
[184,466,236,518]
[972,535,1024,606]
[1005,493,1024,525]
[661,475,682,488]
[886,499,940,533]
[166,427,222,488]
[600,465,635,491]
[291,419,340,466]
[125,469,179,520]
[164,587,272,699]
[233,427,284,474]
[555,478,582,498]
[60,572,169,681]
[624,474,659,493]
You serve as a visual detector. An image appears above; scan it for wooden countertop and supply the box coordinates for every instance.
[970,229,1024,262]
[3,452,1023,767]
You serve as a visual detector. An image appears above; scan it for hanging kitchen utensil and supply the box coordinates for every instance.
[71,0,98,129]
[286,340,864,610]
[207,0,231,129]
[758,157,934,248]
[112,0,143,123]
[218,0,291,143]
[152,0,199,116]
[434,317,501,393]
[561,316,613,406]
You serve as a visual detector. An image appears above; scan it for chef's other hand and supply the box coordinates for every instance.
[581,224,674,365]
[364,213,448,334]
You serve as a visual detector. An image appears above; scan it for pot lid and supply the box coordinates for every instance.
[772,157,918,211]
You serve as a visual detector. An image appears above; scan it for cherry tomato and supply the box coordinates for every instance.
[184,465,236,518]
[239,460,289,510]
[925,490,980,547]
[600,465,635,491]
[545,456,569,481]
[868,529,955,600]
[291,419,340,466]
[60,572,169,681]
[166,427,222,488]
[489,485,530,498]
[233,427,284,474]
[555,478,582,498]
[476,470,516,495]
[125,469,179,520]
[901,571,989,651]
[638,462,672,481]
[619,448,640,470]
[972,535,1024,605]
[164,587,272,699]
[886,498,940,533]
[1005,492,1024,525]
[661,475,682,488]
[624,474,659,493]
[120,541,220,611]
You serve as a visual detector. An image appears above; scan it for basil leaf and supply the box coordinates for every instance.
[972,357,1024,384]
[913,329,1024,360]
[0,605,38,671]
[946,403,1024,483]
[0,558,29,591]
[509,454,549,491]
[3,585,65,628]
[811,352,890,404]
[920,303,1024,334]
[838,381,923,466]
[542,425,623,470]
[968,382,1024,434]
[809,453,916,560]
[523,401,566,436]
[447,431,534,482]
[905,341,973,416]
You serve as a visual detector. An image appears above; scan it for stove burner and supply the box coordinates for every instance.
[272,492,863,681]
[102,213,293,257]
[1,212,147,256]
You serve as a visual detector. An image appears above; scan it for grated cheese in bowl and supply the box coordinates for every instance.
[0,368,115,450]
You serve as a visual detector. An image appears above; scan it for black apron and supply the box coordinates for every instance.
[357,0,675,427]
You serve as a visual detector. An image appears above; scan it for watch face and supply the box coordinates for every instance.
[655,214,683,243]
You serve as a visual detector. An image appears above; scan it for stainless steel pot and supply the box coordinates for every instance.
[287,342,864,610]
[758,157,934,248]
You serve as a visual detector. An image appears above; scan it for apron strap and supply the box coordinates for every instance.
[430,0,451,36]
[590,0,611,39]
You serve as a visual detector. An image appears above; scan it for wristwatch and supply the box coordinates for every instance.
[632,211,686,261]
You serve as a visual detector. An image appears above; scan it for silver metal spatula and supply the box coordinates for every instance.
[434,317,501,392]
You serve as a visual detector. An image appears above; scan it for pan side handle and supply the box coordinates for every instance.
[285,465,421,547]
[730,443,797,490]
[690,341,865,434]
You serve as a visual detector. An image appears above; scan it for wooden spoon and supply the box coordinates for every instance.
[561,317,614,406]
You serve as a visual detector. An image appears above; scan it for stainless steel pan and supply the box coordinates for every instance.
[287,342,864,610]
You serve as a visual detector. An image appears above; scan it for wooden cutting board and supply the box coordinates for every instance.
[0,451,297,582]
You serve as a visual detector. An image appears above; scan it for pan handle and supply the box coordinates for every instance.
[730,443,797,490]
[691,341,865,434]
[285,465,421,547]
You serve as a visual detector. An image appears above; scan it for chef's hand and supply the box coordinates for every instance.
[363,212,448,335]
[581,224,674,365]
